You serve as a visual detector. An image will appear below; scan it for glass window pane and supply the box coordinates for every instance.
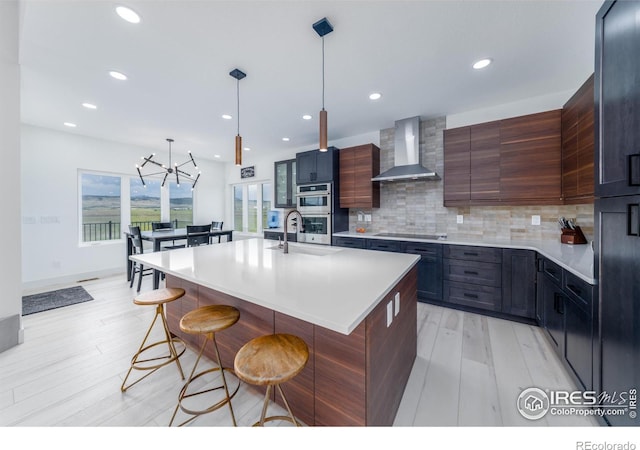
[248,184,258,233]
[81,173,121,242]
[262,183,271,231]
[169,182,193,228]
[234,185,243,231]
[130,178,161,231]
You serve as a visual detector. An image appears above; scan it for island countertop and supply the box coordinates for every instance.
[130,238,419,335]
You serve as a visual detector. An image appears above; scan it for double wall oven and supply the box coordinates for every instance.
[296,183,331,245]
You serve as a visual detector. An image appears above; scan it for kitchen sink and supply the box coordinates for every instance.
[267,243,344,256]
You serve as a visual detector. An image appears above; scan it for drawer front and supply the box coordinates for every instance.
[366,239,404,253]
[541,258,563,285]
[443,281,502,312]
[443,245,502,263]
[563,270,593,310]
[443,258,502,287]
[332,236,366,249]
[404,242,442,257]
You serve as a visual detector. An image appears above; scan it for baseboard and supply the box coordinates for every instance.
[0,314,22,353]
[21,268,126,294]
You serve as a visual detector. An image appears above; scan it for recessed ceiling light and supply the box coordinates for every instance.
[369,92,382,100]
[214,154,221,158]
[472,58,492,70]
[222,114,232,120]
[109,70,127,80]
[82,103,97,110]
[244,147,251,151]
[282,137,290,142]
[64,122,77,128]
[115,6,141,24]
[302,114,312,120]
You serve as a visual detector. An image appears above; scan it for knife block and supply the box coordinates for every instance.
[561,226,587,245]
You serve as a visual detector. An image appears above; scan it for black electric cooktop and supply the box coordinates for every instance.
[374,232,446,240]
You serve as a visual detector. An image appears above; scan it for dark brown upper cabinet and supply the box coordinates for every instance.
[562,74,595,204]
[339,144,380,208]
[444,110,562,206]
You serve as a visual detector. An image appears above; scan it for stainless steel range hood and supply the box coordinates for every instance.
[371,116,440,182]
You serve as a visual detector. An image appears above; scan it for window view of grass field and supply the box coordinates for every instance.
[81,173,193,242]
[233,182,272,233]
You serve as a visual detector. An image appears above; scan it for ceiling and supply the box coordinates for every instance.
[19,0,603,164]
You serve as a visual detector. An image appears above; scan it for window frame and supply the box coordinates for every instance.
[231,180,272,236]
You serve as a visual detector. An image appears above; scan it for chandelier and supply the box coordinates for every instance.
[135,138,201,189]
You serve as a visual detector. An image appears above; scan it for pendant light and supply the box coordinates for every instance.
[230,68,246,166]
[313,17,333,152]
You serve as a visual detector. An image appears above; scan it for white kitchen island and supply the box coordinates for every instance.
[130,238,420,426]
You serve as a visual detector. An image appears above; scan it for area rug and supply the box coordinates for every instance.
[22,286,94,316]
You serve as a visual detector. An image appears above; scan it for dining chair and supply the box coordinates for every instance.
[128,225,155,292]
[152,221,185,250]
[186,224,212,247]
[211,221,223,230]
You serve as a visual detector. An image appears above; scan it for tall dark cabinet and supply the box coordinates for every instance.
[595,0,640,427]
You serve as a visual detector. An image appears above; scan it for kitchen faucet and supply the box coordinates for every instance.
[283,209,302,254]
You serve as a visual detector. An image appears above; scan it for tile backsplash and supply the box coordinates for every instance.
[348,116,595,242]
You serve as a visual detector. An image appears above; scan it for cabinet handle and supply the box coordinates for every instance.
[566,283,582,297]
[463,252,479,256]
[628,204,640,237]
[545,268,558,277]
[629,154,640,186]
[464,270,479,275]
[463,293,479,299]
[554,294,564,315]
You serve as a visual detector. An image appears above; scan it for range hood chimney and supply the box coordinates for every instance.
[371,116,440,182]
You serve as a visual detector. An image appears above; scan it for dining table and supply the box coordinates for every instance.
[124,228,233,289]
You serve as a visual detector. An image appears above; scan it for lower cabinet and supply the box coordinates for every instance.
[404,242,443,303]
[537,255,595,391]
[264,230,297,242]
[502,249,537,319]
[332,236,366,249]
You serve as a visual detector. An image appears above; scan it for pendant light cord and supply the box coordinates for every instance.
[237,78,240,135]
[322,36,325,110]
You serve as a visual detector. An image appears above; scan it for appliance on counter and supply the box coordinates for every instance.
[296,182,348,245]
[267,210,280,229]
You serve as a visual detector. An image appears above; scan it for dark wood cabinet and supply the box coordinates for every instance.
[595,0,640,198]
[366,239,404,253]
[595,195,640,426]
[296,147,337,184]
[443,127,471,205]
[339,144,380,208]
[332,236,366,249]
[499,110,562,204]
[274,158,296,208]
[539,270,565,353]
[562,74,595,204]
[443,110,562,206]
[404,242,443,303]
[502,249,537,319]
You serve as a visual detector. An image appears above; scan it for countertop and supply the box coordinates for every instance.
[130,238,419,335]
[333,231,596,284]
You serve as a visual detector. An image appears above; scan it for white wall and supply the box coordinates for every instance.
[0,0,22,351]
[21,125,226,289]
[446,89,576,129]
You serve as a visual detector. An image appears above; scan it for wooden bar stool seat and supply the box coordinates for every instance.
[169,305,241,427]
[234,333,309,426]
[121,288,186,392]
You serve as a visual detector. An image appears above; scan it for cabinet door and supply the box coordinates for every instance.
[339,148,356,208]
[595,195,640,426]
[470,121,501,201]
[366,239,404,253]
[565,296,592,390]
[576,75,594,199]
[296,151,316,184]
[274,159,296,208]
[315,149,334,183]
[500,110,562,203]
[562,104,579,200]
[502,249,536,319]
[443,127,470,205]
[354,145,380,208]
[332,236,366,249]
[405,243,443,303]
[595,0,640,197]
[540,274,565,353]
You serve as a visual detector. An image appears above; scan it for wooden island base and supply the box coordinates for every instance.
[165,266,417,426]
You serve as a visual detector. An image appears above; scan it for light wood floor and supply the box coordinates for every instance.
[1,273,599,428]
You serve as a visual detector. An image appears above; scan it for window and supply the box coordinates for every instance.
[232,182,271,234]
[169,182,193,228]
[130,178,161,231]
[81,173,121,242]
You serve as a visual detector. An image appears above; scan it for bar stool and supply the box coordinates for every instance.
[169,305,241,427]
[234,333,309,426]
[121,288,186,392]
